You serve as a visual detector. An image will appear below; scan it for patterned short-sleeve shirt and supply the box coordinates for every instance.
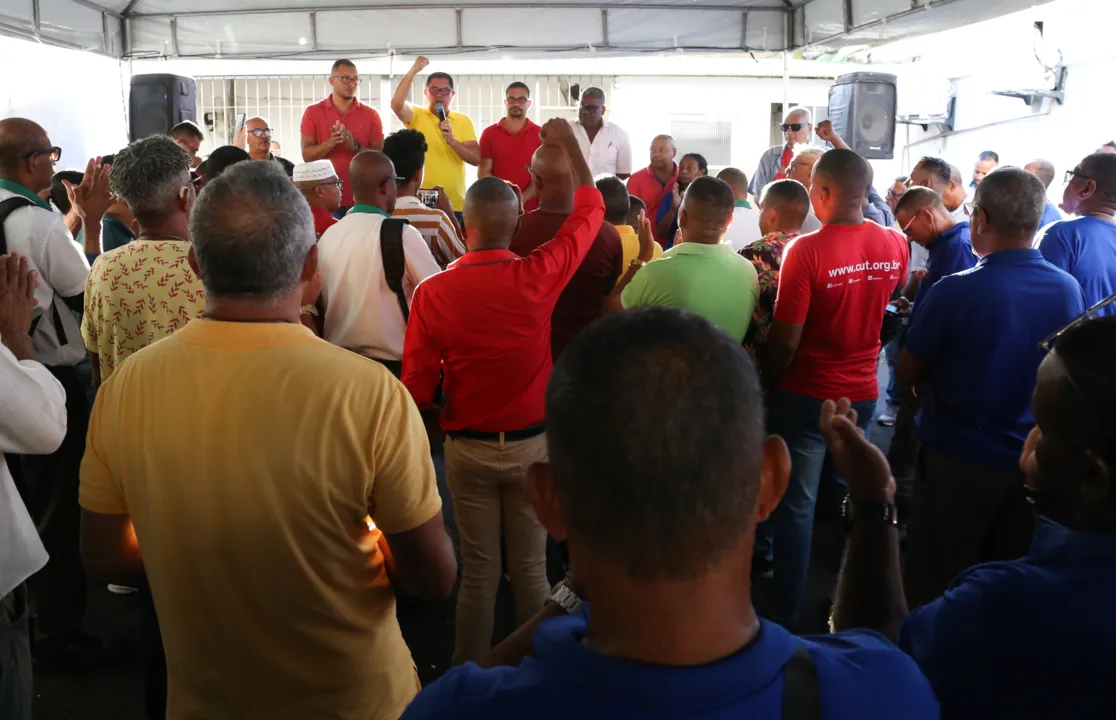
[739,230,797,361]
[82,238,206,381]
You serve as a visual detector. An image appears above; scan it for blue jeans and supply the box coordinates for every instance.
[755,388,875,626]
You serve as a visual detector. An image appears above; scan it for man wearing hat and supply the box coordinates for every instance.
[294,160,343,239]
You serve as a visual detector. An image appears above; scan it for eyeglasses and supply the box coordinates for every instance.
[247,129,273,138]
[781,123,806,132]
[331,75,360,85]
[316,180,343,190]
[1065,169,1092,184]
[580,104,603,112]
[1039,292,1116,353]
[505,96,530,105]
[900,212,920,235]
[428,86,453,96]
[22,146,61,162]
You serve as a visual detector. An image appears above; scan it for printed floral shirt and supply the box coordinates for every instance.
[82,238,206,381]
[739,231,797,362]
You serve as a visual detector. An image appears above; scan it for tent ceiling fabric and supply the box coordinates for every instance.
[0,0,1049,59]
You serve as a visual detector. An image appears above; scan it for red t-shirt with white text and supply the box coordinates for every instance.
[773,222,909,402]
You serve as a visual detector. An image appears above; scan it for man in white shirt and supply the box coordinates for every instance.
[569,88,632,179]
[0,118,96,668]
[0,252,68,720]
[318,151,441,376]
[715,167,763,251]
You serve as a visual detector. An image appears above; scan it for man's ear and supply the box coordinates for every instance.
[301,243,319,283]
[754,435,791,523]
[526,463,567,541]
[678,207,688,231]
[1080,449,1112,507]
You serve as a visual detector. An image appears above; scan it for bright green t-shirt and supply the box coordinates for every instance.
[621,241,759,342]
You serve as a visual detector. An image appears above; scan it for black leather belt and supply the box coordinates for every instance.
[448,423,546,442]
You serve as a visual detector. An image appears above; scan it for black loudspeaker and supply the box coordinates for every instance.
[827,72,897,160]
[129,74,197,141]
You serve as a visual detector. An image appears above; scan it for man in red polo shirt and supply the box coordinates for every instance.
[626,135,678,244]
[402,118,603,666]
[479,81,542,212]
[300,59,385,212]
[511,141,623,359]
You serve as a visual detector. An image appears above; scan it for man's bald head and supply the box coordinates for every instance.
[350,150,400,211]
[0,118,51,185]
[1080,153,1116,199]
[1025,159,1056,189]
[716,167,749,201]
[463,176,520,250]
[894,186,942,216]
[649,135,676,172]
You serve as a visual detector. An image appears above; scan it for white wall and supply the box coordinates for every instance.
[0,37,130,171]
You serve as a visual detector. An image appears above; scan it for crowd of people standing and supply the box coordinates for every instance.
[1,53,1115,720]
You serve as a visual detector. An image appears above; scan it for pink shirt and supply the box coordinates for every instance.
[300,96,384,207]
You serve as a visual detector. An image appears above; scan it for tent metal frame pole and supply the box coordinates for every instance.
[127,3,791,19]
[600,8,608,48]
[31,0,40,39]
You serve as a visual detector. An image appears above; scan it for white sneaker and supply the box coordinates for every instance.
[107,584,138,595]
[877,407,898,427]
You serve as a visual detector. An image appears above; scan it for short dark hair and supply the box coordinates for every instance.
[382,129,427,184]
[1052,316,1116,469]
[1081,152,1116,199]
[203,146,250,182]
[1026,159,1056,188]
[760,178,810,227]
[974,166,1047,238]
[426,72,454,90]
[49,170,83,214]
[979,150,1000,163]
[595,176,630,225]
[683,176,735,226]
[546,307,766,580]
[582,87,605,103]
[506,81,530,97]
[681,153,709,175]
[716,167,749,196]
[916,156,952,186]
[170,120,204,142]
[814,148,871,198]
[894,185,944,217]
[331,59,356,73]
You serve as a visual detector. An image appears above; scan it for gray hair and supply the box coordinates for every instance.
[109,136,191,224]
[973,166,1047,238]
[784,106,813,124]
[189,161,314,304]
[791,144,825,164]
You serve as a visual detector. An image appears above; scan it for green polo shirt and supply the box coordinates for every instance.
[621,240,760,342]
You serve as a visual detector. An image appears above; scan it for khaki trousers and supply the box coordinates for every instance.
[444,433,550,665]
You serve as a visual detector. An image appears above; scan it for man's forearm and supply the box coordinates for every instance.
[301,141,335,163]
[605,264,642,313]
[833,516,907,640]
[391,69,420,117]
[564,136,594,188]
[449,139,480,166]
[63,210,82,238]
[656,207,677,240]
[82,216,103,258]
[477,601,568,669]
[760,344,795,385]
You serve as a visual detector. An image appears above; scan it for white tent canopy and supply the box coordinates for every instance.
[0,0,1050,60]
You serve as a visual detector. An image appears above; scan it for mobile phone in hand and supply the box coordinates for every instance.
[417,189,439,208]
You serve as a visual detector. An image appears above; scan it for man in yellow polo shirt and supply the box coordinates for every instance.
[596,175,663,278]
[78,161,457,720]
[391,56,479,215]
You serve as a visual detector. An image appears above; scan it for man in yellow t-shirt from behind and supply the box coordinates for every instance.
[391,56,479,216]
[78,161,457,720]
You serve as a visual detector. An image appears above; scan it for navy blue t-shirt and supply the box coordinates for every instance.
[899,518,1116,720]
[912,221,976,313]
[401,614,938,720]
[1037,215,1116,312]
[906,248,1085,467]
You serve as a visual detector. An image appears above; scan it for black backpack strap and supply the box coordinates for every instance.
[782,644,822,720]
[380,218,410,323]
[0,196,35,255]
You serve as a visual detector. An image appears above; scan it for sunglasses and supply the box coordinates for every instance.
[247,129,273,138]
[22,146,62,162]
[316,180,343,190]
[900,212,920,235]
[1039,292,1116,353]
[781,123,806,132]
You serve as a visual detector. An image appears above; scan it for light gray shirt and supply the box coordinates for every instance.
[749,145,787,197]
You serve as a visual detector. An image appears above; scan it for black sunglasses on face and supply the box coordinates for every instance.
[22,146,61,162]
[781,123,806,132]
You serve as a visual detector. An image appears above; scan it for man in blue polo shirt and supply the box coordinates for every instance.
[400,308,937,720]
[828,314,1116,720]
[1037,151,1116,312]
[896,167,1085,608]
[893,186,976,317]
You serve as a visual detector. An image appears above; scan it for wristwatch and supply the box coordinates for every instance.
[300,304,319,317]
[630,258,648,269]
[547,579,584,615]
[842,495,898,526]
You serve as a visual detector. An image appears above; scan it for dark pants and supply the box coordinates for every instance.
[903,445,1035,609]
[0,585,32,720]
[138,579,167,720]
[18,364,89,643]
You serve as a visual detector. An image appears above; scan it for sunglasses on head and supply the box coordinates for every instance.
[781,123,806,132]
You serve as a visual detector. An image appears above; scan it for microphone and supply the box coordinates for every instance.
[435,102,447,122]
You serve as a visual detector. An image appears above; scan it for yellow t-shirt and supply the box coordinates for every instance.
[79,320,441,720]
[615,224,664,286]
[81,238,206,382]
[407,106,477,212]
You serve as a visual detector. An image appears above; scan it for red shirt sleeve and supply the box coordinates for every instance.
[300,105,318,140]
[773,236,816,325]
[401,284,442,412]
[522,186,605,301]
[369,108,384,144]
[479,126,494,160]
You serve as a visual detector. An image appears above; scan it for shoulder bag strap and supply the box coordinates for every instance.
[380,218,410,323]
[782,644,822,720]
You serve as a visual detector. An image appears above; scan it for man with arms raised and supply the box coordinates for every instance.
[512,140,624,359]
[896,167,1085,609]
[759,148,908,627]
[401,307,938,720]
[301,59,385,213]
[1037,152,1116,313]
[479,82,542,212]
[391,57,479,217]
[750,107,813,199]
[402,118,604,665]
[569,87,631,180]
[79,161,456,719]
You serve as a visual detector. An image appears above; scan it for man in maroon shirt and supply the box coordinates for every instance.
[402,118,603,665]
[510,140,623,359]
[479,82,542,212]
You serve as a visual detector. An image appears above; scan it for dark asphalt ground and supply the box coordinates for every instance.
[31,361,896,719]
